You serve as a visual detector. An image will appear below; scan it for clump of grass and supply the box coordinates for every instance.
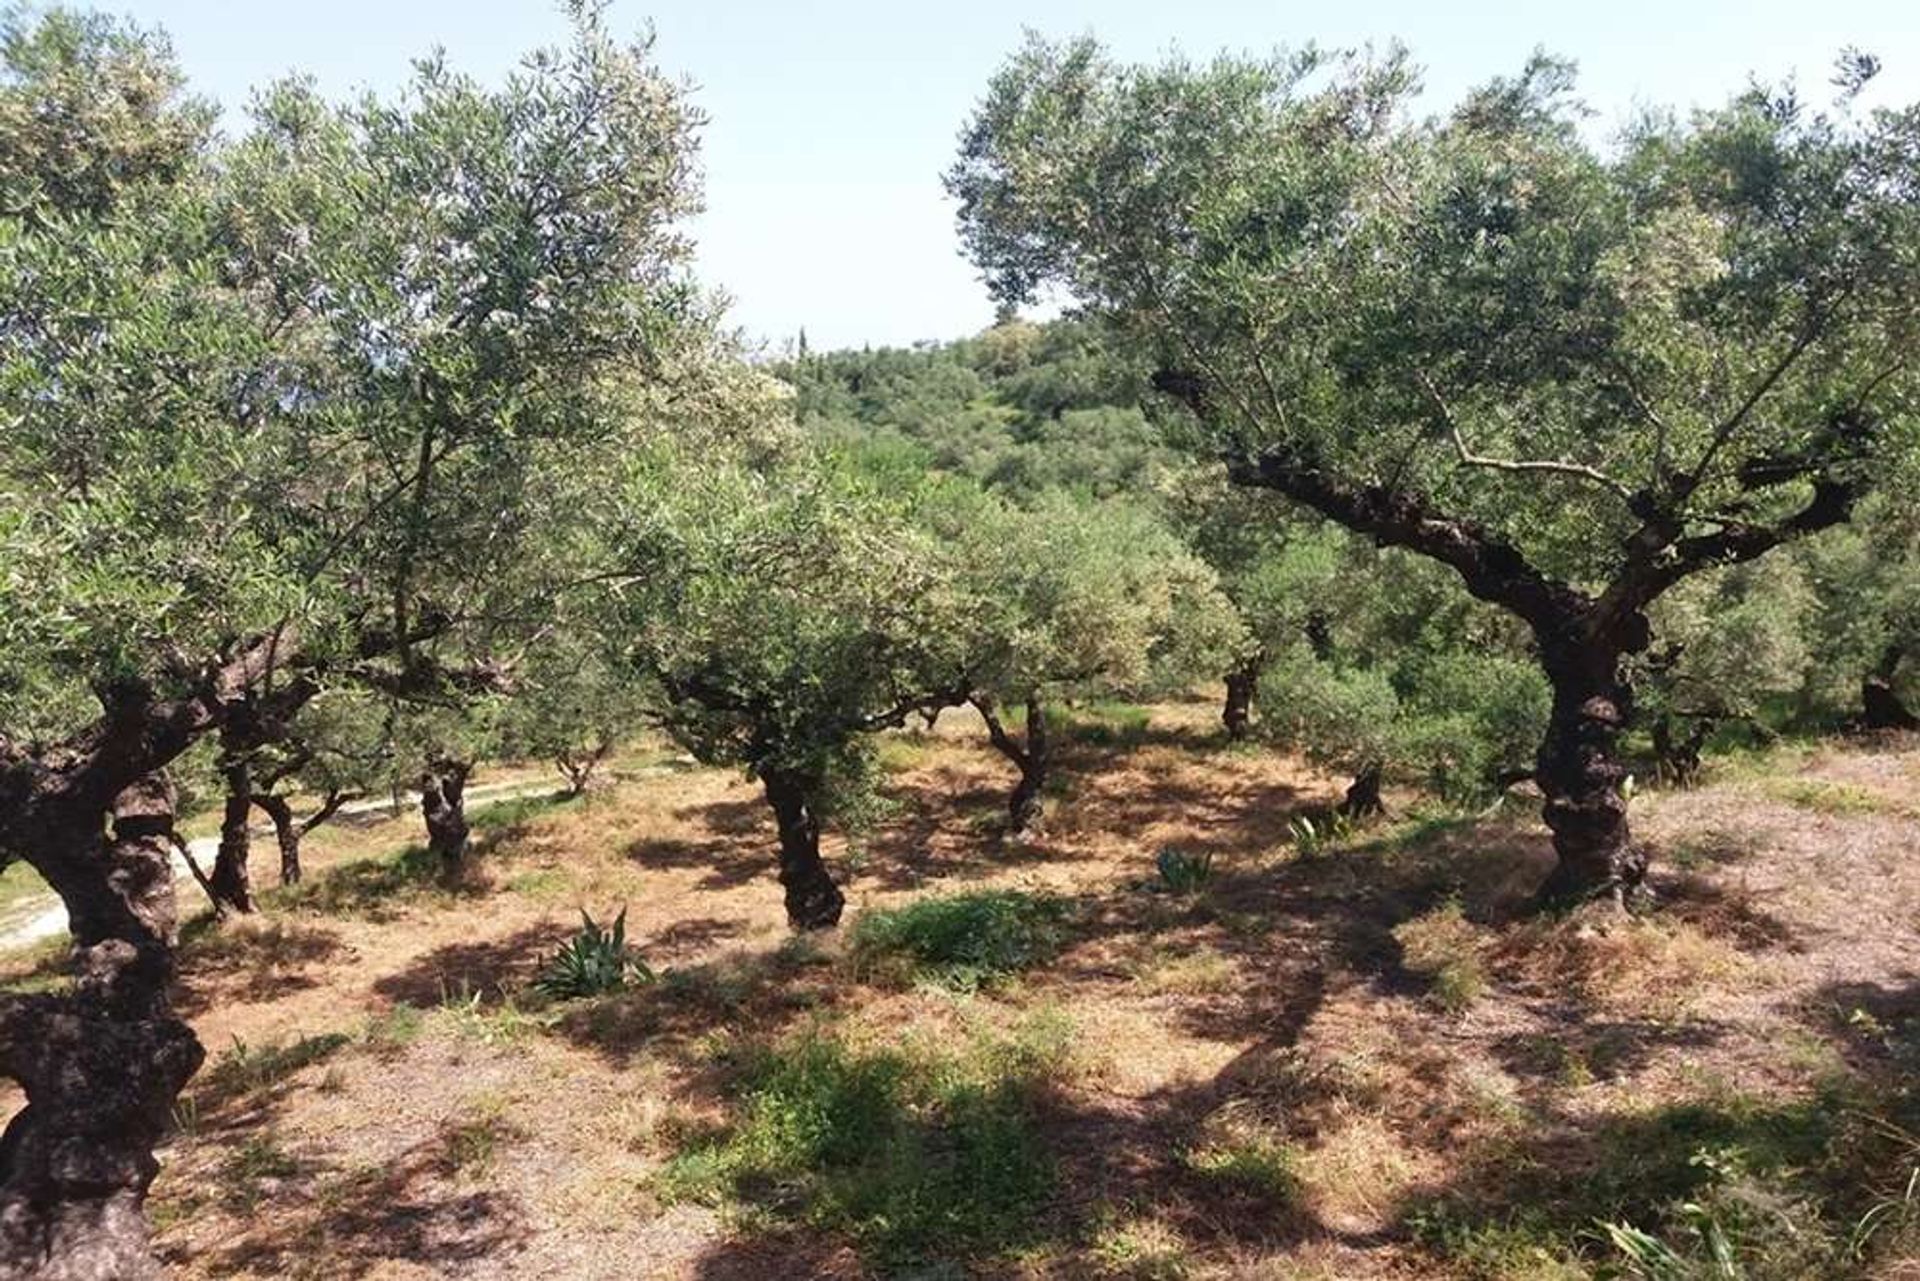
[1288,812,1353,860]
[655,1022,1061,1266]
[363,1002,426,1057]
[1153,846,1214,894]
[848,890,1069,991]
[438,1095,523,1178]
[1135,946,1237,996]
[532,907,655,1000]
[1185,1130,1302,1205]
[195,1031,352,1105]
[1058,701,1152,749]
[220,1132,303,1212]
[1408,1206,1588,1280]
[1393,898,1489,1013]
[268,843,446,919]
[1089,1208,1193,1279]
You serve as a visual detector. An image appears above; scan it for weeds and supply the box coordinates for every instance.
[195,1031,352,1106]
[1153,846,1214,894]
[848,890,1069,991]
[655,1022,1061,1265]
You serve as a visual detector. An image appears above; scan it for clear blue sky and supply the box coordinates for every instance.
[120,1,1918,351]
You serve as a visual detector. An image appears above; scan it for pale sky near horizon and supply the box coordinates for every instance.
[116,1,1919,352]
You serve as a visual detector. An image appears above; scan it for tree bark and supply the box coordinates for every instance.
[249,790,347,888]
[1222,657,1260,741]
[758,767,843,930]
[973,695,1050,833]
[1534,640,1646,906]
[207,741,254,914]
[0,774,204,1281]
[1862,643,1918,730]
[420,762,471,879]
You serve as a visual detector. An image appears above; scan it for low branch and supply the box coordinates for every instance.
[1416,371,1634,500]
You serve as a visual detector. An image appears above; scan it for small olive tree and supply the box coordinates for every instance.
[620,453,966,929]
[937,489,1242,830]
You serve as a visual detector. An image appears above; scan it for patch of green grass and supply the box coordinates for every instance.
[469,790,578,832]
[1184,1131,1302,1205]
[504,866,573,900]
[1408,1206,1588,1280]
[1413,1081,1918,1278]
[1058,701,1153,750]
[655,1023,1061,1267]
[848,890,1070,992]
[267,843,445,919]
[0,860,49,912]
[1757,776,1892,817]
[1392,898,1488,1014]
[220,1133,303,1212]
[438,1095,522,1177]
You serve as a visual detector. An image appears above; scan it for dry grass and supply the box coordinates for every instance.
[3,708,1917,1278]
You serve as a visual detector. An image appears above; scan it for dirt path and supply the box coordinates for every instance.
[0,778,568,952]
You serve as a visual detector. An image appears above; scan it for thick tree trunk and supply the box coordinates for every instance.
[974,695,1050,833]
[207,746,254,914]
[759,768,843,930]
[1338,761,1385,818]
[420,762,471,879]
[1534,645,1645,906]
[1862,644,1918,730]
[1222,657,1259,740]
[0,775,204,1281]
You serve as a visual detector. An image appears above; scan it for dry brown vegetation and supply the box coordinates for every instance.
[4,705,1917,1279]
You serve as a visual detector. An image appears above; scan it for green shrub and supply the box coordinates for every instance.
[1153,846,1214,894]
[1286,813,1352,859]
[533,908,655,999]
[656,1027,1057,1265]
[848,890,1068,991]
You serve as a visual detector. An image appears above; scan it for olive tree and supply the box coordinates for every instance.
[499,630,651,797]
[0,7,707,1272]
[620,452,965,929]
[950,40,1920,903]
[938,489,1241,830]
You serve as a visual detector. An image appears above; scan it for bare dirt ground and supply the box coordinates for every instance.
[3,707,1916,1279]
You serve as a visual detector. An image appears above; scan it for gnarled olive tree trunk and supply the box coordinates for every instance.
[973,695,1051,833]
[758,767,844,930]
[1222,656,1260,741]
[419,761,471,879]
[0,774,204,1281]
[251,790,349,888]
[1534,635,1646,906]
[1862,643,1918,730]
[207,739,254,914]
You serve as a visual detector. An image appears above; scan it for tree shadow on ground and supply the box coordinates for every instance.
[550,941,845,1072]
[168,1141,532,1280]
[624,797,770,893]
[370,922,559,1007]
[174,918,348,1017]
